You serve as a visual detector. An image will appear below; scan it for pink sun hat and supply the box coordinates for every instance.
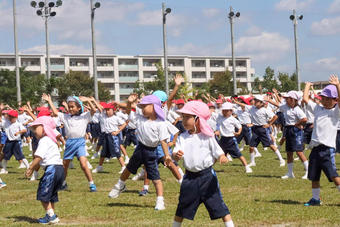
[29,116,57,143]
[137,95,165,121]
[176,101,214,137]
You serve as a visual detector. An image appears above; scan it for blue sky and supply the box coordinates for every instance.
[0,0,339,82]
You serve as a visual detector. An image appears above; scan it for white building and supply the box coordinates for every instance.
[0,54,255,102]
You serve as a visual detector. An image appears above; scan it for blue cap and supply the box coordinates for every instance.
[152,90,168,102]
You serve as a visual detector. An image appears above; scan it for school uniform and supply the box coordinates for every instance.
[279,104,306,152]
[98,113,125,158]
[126,109,168,180]
[2,119,26,161]
[0,117,7,145]
[307,100,339,182]
[173,132,230,220]
[115,111,129,145]
[90,112,101,139]
[155,120,179,164]
[18,113,32,138]
[123,110,138,147]
[248,105,275,148]
[217,115,242,158]
[35,136,64,203]
[58,112,92,160]
[235,107,252,145]
[303,103,315,144]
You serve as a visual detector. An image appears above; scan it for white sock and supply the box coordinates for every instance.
[303,161,309,171]
[157,196,164,202]
[275,150,284,161]
[287,163,293,175]
[0,178,3,183]
[88,181,94,186]
[250,152,255,163]
[117,179,125,188]
[254,147,260,155]
[312,188,320,200]
[2,160,7,170]
[22,159,29,168]
[46,208,54,217]
[29,141,32,151]
[337,185,340,192]
[143,185,149,191]
[62,180,67,186]
[172,221,182,227]
[225,220,235,227]
[178,178,183,184]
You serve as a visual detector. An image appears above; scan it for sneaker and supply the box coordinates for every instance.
[87,161,93,170]
[30,171,39,181]
[139,189,149,196]
[281,173,295,179]
[245,166,253,173]
[239,147,244,152]
[91,152,99,160]
[92,166,103,173]
[227,154,233,162]
[254,152,262,158]
[0,169,8,174]
[18,162,26,169]
[38,214,60,224]
[302,172,308,180]
[108,184,126,198]
[105,158,110,162]
[264,147,268,151]
[124,156,130,164]
[248,162,256,167]
[0,182,6,189]
[60,182,68,191]
[132,169,145,181]
[280,160,286,167]
[89,183,97,192]
[294,157,300,161]
[304,198,322,206]
[118,166,126,174]
[154,200,165,210]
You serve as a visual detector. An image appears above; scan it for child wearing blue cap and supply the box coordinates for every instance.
[303,75,340,206]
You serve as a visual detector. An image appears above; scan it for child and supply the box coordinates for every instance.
[0,177,6,188]
[172,101,234,227]
[266,91,309,179]
[42,94,97,192]
[25,116,64,224]
[0,110,30,174]
[216,102,253,173]
[92,102,127,173]
[108,94,171,210]
[303,76,340,206]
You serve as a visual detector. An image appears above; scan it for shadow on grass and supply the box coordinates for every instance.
[215,170,225,173]
[325,203,340,207]
[269,199,303,205]
[7,216,38,223]
[107,202,154,208]
[124,189,140,194]
[247,174,281,179]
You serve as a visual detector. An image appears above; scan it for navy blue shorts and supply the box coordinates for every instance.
[175,121,186,134]
[123,129,138,147]
[91,123,101,139]
[97,132,105,147]
[303,123,313,145]
[126,142,160,180]
[308,145,339,182]
[250,126,273,148]
[1,132,7,145]
[86,123,91,133]
[37,165,64,203]
[32,136,39,152]
[274,112,285,126]
[285,126,304,152]
[336,130,340,154]
[219,136,242,158]
[101,134,121,158]
[176,167,230,220]
[236,125,252,145]
[118,132,123,145]
[3,140,25,161]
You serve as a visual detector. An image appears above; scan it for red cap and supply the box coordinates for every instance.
[266,92,272,95]
[216,99,223,104]
[37,110,51,118]
[315,95,322,100]
[8,110,18,118]
[59,106,65,111]
[104,102,117,110]
[176,99,185,105]
[19,107,24,111]
[207,103,215,108]
[2,110,10,114]
[172,99,177,103]
[99,102,107,107]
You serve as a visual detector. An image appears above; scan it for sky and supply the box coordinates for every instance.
[0,0,339,82]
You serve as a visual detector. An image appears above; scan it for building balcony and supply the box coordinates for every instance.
[118,65,138,71]
[50,65,65,71]
[119,77,139,82]
[119,87,134,94]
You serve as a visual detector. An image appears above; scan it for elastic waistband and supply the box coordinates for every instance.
[186,166,212,177]
[67,137,85,141]
[313,144,332,151]
[44,164,63,171]
[137,142,157,150]
[253,125,263,128]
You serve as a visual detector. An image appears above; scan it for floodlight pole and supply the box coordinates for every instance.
[45,3,51,80]
[292,9,301,91]
[229,6,237,95]
[13,0,21,103]
[91,0,99,100]
[162,2,170,96]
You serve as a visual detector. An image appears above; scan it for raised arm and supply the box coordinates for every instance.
[264,96,280,108]
[79,96,96,116]
[90,97,103,113]
[126,94,138,115]
[167,74,183,110]
[42,93,58,117]
[303,82,313,104]
[329,75,340,108]
[22,105,37,120]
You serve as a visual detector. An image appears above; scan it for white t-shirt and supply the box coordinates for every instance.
[167,109,180,124]
[35,136,63,167]
[235,106,251,125]
[173,132,224,172]
[127,110,137,129]
[279,104,306,126]
[3,119,26,141]
[248,105,275,126]
[92,111,101,124]
[98,113,125,134]
[164,120,179,143]
[308,100,340,148]
[303,103,315,124]
[129,111,168,147]
[216,115,241,137]
[17,113,32,126]
[53,116,62,127]
[207,111,218,132]
[116,111,129,122]
[58,112,92,138]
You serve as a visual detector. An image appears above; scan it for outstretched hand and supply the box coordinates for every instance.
[42,93,51,102]
[329,74,339,86]
[174,73,184,86]
[128,94,138,103]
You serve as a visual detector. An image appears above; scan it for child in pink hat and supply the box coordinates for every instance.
[171,101,234,227]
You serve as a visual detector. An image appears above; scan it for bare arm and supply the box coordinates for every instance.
[22,105,37,120]
[167,74,183,110]
[42,93,59,117]
[303,82,313,104]
[329,75,340,108]
[25,156,42,178]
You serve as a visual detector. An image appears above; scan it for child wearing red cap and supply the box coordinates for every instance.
[171,101,234,227]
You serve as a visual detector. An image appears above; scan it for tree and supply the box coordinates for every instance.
[208,70,234,97]
[54,71,111,103]
[261,67,279,92]
[278,72,298,92]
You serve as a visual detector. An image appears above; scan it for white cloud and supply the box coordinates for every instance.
[329,0,340,13]
[314,57,340,71]
[154,43,225,56]
[202,8,221,18]
[275,0,315,11]
[244,26,262,36]
[21,44,112,55]
[234,32,290,63]
[310,16,340,35]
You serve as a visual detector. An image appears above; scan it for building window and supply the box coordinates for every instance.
[103,83,115,90]
[97,59,113,67]
[118,59,137,66]
[119,71,138,77]
[210,60,224,68]
[70,58,89,67]
[143,59,160,67]
[192,72,206,79]
[168,59,184,67]
[191,60,205,67]
[0,58,15,66]
[21,58,40,66]
[143,71,158,79]
[98,71,114,78]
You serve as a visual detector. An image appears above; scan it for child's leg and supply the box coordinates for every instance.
[222,214,234,227]
[239,156,248,166]
[270,144,285,165]
[152,179,163,197]
[62,159,72,179]
[79,156,93,182]
[118,157,125,167]
[173,216,184,227]
[162,157,181,180]
[332,177,340,189]
[249,146,255,165]
[120,145,128,157]
[98,157,105,166]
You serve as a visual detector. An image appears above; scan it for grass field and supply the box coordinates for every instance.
[0,143,340,227]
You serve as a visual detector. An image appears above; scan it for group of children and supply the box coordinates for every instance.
[0,74,339,226]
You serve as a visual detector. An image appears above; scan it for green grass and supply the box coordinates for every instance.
[0,143,340,227]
